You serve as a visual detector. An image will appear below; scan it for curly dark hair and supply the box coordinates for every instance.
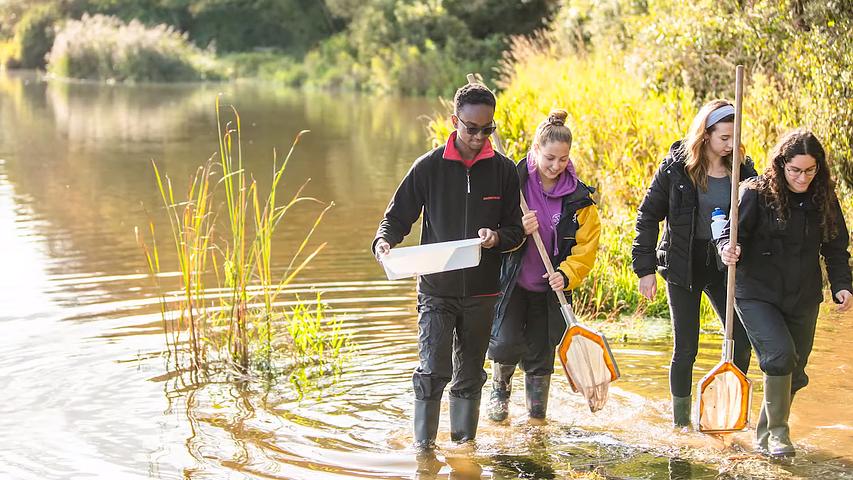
[748,129,839,241]
[453,83,496,114]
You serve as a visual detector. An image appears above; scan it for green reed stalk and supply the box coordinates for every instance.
[139,96,349,381]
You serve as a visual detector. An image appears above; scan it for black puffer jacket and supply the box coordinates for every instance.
[632,140,757,290]
[718,184,852,310]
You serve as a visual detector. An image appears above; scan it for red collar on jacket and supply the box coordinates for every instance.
[442,131,494,168]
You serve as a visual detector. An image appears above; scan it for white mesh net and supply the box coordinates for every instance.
[698,369,746,431]
[563,334,612,412]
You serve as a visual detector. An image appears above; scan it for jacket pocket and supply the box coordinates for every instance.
[478,195,503,228]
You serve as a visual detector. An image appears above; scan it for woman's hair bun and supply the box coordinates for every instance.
[547,109,568,127]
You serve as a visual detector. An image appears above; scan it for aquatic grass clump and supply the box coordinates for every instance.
[137,96,350,384]
[47,14,218,82]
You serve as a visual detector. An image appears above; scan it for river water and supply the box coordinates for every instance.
[0,71,850,479]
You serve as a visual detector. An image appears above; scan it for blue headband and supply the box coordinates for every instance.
[706,105,735,129]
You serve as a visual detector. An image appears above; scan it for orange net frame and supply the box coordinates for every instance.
[696,361,752,433]
[557,324,620,412]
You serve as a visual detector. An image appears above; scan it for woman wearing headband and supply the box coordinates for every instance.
[487,109,601,422]
[631,100,756,428]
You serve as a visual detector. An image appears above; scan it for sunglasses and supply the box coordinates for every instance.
[455,117,497,137]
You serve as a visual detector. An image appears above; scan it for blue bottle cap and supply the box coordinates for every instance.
[711,207,725,217]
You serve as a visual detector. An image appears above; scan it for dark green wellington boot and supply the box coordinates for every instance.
[672,395,691,427]
[413,399,441,450]
[762,374,796,457]
[756,391,796,451]
[487,363,516,422]
[524,374,551,419]
[449,395,481,443]
[755,403,769,450]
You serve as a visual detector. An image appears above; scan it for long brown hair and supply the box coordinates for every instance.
[682,99,743,191]
[747,129,839,241]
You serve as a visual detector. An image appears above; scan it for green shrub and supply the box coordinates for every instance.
[219,50,306,84]
[47,14,219,82]
[0,39,20,68]
[13,3,60,68]
[628,0,852,187]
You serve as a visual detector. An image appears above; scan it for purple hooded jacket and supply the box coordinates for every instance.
[516,152,578,292]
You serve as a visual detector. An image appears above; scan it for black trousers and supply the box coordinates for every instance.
[735,298,820,393]
[413,294,497,401]
[487,285,568,376]
[665,240,752,397]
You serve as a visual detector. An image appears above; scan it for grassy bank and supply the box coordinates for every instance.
[420,0,852,324]
[430,45,847,324]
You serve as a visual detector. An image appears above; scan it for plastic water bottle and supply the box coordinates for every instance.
[710,207,727,240]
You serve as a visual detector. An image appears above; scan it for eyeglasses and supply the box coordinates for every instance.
[784,165,818,177]
[456,117,497,137]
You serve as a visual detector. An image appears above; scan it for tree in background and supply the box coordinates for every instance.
[548,0,853,188]
[84,0,336,53]
[1,0,558,94]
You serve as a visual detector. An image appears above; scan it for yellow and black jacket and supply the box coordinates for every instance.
[494,157,600,325]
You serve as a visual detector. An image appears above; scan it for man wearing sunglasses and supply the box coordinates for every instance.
[372,83,524,450]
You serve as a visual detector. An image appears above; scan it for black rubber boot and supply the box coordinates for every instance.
[413,399,440,450]
[449,395,481,443]
[487,363,515,422]
[672,395,691,428]
[762,374,795,457]
[524,374,551,419]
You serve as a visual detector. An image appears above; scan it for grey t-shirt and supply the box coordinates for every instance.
[696,175,731,240]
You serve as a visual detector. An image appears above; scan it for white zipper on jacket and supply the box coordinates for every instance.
[463,167,471,296]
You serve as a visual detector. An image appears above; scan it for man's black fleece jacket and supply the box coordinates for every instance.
[374,145,524,297]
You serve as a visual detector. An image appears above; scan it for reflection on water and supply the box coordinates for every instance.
[1,70,852,479]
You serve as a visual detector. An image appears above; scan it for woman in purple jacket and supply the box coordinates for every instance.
[487,109,601,422]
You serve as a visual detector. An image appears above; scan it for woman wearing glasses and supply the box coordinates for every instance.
[718,130,852,456]
[632,100,756,428]
[487,109,601,422]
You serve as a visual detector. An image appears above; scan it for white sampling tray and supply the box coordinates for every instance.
[381,238,483,280]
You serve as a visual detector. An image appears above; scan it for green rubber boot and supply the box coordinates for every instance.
[672,395,691,428]
[761,374,795,457]
[756,390,796,451]
[755,403,769,450]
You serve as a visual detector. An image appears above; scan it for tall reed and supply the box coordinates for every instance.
[137,96,347,381]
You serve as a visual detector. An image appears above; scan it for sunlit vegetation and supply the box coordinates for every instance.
[429,0,852,323]
[0,0,556,94]
[136,97,350,386]
[47,14,218,82]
